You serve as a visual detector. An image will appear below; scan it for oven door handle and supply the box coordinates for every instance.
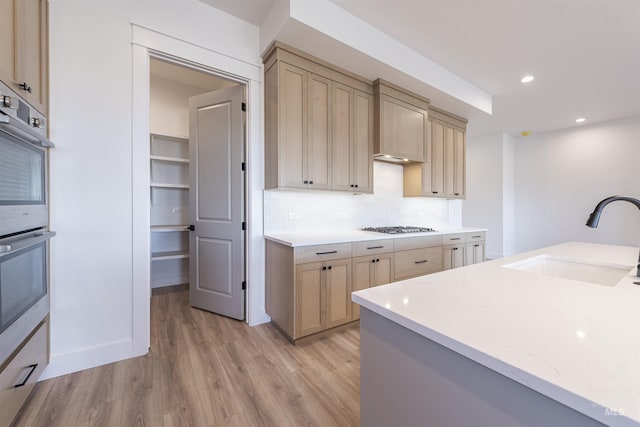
[0,231,56,258]
[0,115,54,148]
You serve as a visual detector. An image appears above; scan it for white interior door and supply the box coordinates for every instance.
[189,85,245,320]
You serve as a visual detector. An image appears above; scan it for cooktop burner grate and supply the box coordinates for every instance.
[362,226,437,234]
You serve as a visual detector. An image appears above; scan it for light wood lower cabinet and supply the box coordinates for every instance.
[266,241,354,341]
[266,232,484,341]
[0,320,48,426]
[295,258,352,337]
[442,232,486,270]
[352,252,394,320]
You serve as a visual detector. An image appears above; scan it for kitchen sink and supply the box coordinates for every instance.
[503,254,633,286]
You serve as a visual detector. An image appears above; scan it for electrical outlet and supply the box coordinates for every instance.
[288,212,299,220]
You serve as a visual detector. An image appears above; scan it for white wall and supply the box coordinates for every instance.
[464,116,640,259]
[46,0,261,378]
[265,162,453,234]
[514,116,640,252]
[462,134,508,259]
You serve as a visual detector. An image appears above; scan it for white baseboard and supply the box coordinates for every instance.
[40,338,141,380]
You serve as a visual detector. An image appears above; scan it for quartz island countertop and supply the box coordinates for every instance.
[352,241,640,427]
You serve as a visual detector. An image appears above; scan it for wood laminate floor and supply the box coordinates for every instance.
[12,286,360,426]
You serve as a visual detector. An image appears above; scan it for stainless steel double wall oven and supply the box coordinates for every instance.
[0,79,54,367]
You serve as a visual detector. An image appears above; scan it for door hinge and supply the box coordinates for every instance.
[241,162,246,171]
[242,281,246,290]
[242,222,246,231]
[241,102,246,112]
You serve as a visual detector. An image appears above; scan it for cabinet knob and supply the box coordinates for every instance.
[309,181,314,185]
[1,95,17,109]
[303,180,308,184]
[350,184,354,188]
[432,191,438,194]
[18,82,32,93]
[322,266,327,271]
[452,247,458,251]
[327,265,332,270]
[188,225,195,231]
[30,117,44,129]
[371,259,375,263]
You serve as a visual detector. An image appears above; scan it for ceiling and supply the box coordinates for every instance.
[201,0,640,138]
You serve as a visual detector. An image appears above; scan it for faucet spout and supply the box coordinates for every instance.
[585,196,640,279]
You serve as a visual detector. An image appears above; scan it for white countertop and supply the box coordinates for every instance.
[352,241,640,427]
[264,227,487,247]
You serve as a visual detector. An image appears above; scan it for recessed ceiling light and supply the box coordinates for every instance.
[521,75,534,83]
[521,131,531,136]
[576,117,586,123]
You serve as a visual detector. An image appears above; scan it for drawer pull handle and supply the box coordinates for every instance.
[316,250,338,255]
[415,260,428,264]
[474,244,480,247]
[471,235,482,238]
[449,238,461,241]
[366,246,384,250]
[14,364,38,388]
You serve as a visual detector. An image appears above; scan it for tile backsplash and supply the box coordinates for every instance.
[264,162,459,234]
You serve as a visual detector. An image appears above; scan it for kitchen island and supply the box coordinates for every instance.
[352,242,640,427]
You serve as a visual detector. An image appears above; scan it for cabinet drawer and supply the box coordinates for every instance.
[0,321,48,425]
[394,235,441,252]
[466,231,486,242]
[295,243,352,264]
[394,247,443,280]
[441,233,467,245]
[352,240,394,257]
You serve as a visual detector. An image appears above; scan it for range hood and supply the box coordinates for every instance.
[373,153,411,164]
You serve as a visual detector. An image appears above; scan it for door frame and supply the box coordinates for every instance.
[131,24,268,358]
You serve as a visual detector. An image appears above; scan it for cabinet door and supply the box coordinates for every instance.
[295,262,324,338]
[331,82,352,191]
[430,119,445,195]
[0,0,16,86]
[325,259,352,329]
[443,125,455,197]
[465,242,485,265]
[452,127,465,197]
[351,255,373,320]
[307,73,331,189]
[352,90,373,193]
[279,62,307,189]
[443,244,465,270]
[373,252,393,286]
[15,0,47,114]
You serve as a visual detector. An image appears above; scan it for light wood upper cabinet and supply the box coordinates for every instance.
[263,43,374,193]
[307,73,331,189]
[332,84,374,192]
[0,0,48,115]
[373,79,429,163]
[403,107,467,199]
[0,0,16,89]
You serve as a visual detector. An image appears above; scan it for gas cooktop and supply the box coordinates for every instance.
[362,226,437,234]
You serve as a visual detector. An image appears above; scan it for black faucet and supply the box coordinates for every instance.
[586,196,640,280]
